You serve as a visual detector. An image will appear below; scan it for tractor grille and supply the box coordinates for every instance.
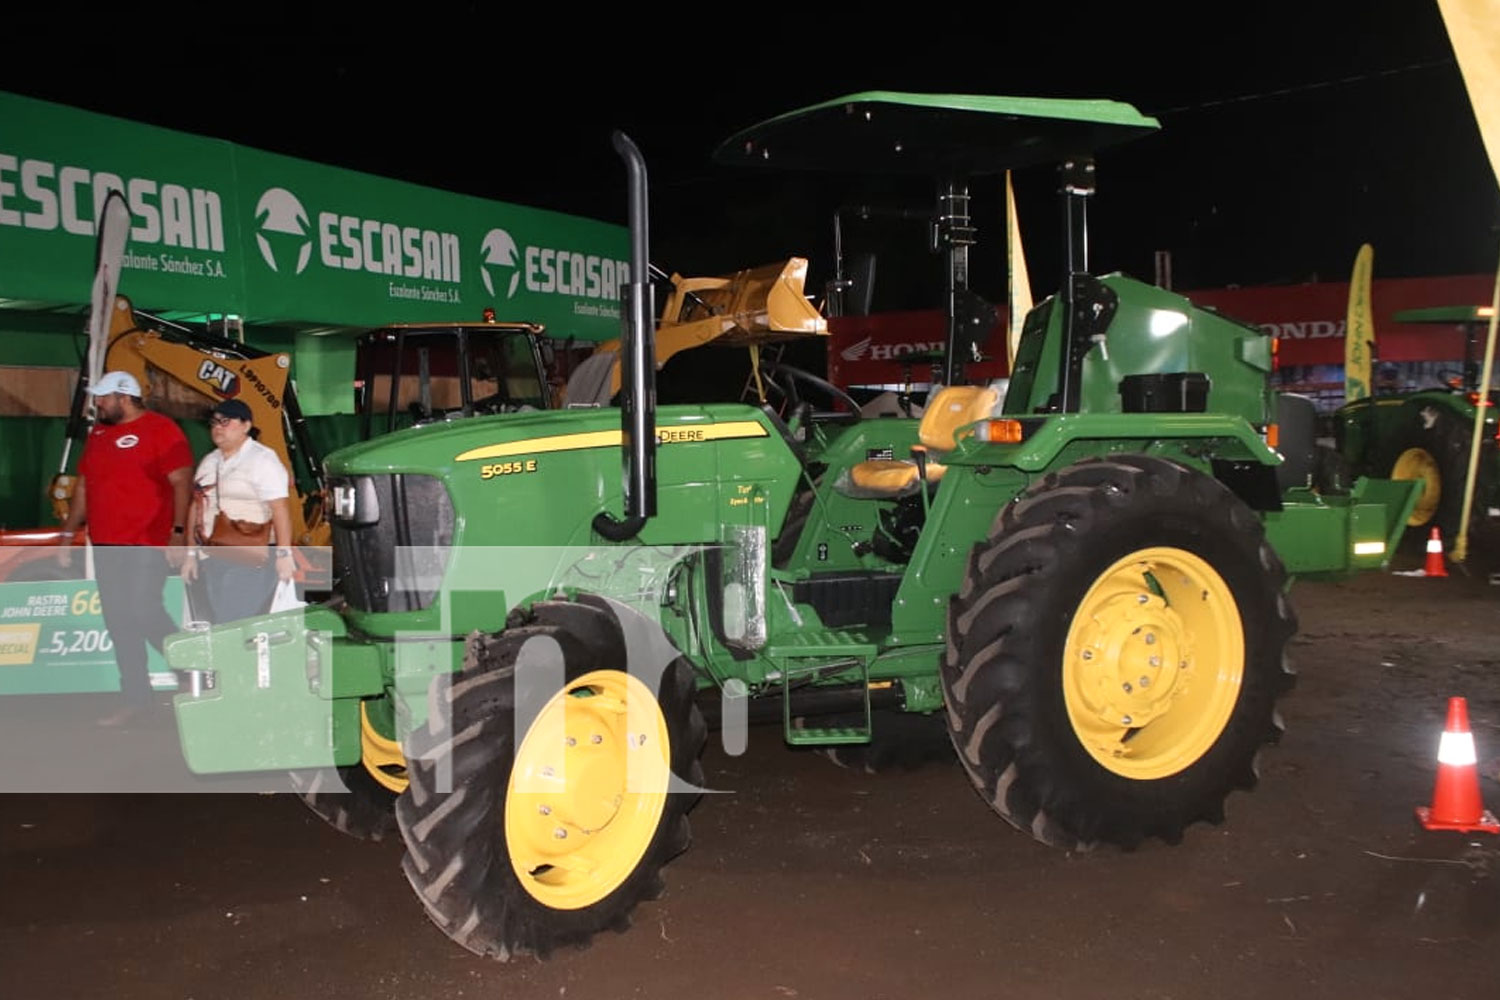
[330,474,454,613]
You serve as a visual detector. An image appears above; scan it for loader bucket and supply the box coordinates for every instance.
[566,258,827,405]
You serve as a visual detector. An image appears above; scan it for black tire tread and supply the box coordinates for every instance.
[394,597,704,960]
[289,762,399,841]
[942,455,1296,851]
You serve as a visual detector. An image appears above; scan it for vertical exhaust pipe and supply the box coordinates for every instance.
[593,131,657,541]
[1056,155,1095,413]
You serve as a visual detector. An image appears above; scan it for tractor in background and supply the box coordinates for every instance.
[1334,304,1500,544]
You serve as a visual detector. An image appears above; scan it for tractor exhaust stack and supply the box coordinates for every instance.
[593,131,657,541]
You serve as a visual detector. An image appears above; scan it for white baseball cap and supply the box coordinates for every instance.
[88,371,143,397]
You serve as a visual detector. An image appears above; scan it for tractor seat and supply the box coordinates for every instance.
[837,384,1003,498]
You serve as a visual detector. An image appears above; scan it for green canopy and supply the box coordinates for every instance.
[1394,305,1495,324]
[714,91,1160,175]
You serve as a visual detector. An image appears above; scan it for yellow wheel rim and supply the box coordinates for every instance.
[1063,547,1244,780]
[505,670,671,910]
[1391,447,1440,525]
[360,702,409,794]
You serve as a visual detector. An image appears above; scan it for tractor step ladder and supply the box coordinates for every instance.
[767,630,877,746]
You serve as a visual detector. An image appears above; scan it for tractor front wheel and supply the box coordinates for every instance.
[395,598,705,960]
[942,455,1295,850]
[288,703,405,841]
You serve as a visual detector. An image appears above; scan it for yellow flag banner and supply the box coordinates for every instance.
[1005,171,1033,370]
[1344,243,1375,403]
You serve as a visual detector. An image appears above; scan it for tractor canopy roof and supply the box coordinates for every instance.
[713,91,1160,176]
[1393,305,1497,325]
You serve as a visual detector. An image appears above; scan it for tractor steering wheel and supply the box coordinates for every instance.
[763,363,862,427]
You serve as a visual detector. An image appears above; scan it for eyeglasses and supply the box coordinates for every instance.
[208,416,237,427]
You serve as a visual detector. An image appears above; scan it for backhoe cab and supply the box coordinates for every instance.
[164,93,1422,963]
[0,299,555,586]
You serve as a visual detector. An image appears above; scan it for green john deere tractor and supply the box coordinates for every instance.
[163,93,1421,960]
[1334,304,1500,543]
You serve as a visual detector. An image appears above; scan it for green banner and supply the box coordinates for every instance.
[0,575,183,694]
[0,91,628,341]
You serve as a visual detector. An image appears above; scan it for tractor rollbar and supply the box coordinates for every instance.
[593,131,657,542]
[1057,156,1095,413]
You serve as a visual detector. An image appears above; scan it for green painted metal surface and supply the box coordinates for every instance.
[1006,275,1273,429]
[169,605,364,773]
[715,91,1158,175]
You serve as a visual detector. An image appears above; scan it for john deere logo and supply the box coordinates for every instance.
[480,228,522,299]
[254,188,313,275]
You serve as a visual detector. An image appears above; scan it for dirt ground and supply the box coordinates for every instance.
[2,541,1499,1000]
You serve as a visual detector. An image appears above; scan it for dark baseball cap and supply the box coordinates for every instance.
[211,398,254,423]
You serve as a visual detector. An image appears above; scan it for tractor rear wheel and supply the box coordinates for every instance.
[1387,405,1472,541]
[942,455,1295,850]
[395,598,705,960]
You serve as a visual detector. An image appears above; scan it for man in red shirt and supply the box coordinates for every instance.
[58,371,194,726]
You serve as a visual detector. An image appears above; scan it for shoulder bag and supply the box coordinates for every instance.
[203,468,272,567]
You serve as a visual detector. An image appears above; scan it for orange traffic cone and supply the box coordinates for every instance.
[1423,526,1449,578]
[1416,697,1499,834]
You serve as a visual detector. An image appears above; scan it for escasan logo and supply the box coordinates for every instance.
[115,434,140,449]
[479,228,522,299]
[254,188,313,275]
[840,337,873,362]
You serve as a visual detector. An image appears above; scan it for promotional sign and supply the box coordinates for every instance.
[1185,274,1495,366]
[0,91,628,341]
[828,309,1012,389]
[0,576,183,694]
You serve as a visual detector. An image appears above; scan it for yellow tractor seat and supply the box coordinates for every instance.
[839,384,1003,498]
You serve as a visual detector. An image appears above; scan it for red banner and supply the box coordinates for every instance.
[825,275,1494,385]
[828,308,1012,388]
[1184,274,1494,365]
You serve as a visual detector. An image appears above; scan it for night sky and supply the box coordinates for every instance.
[2,3,1495,314]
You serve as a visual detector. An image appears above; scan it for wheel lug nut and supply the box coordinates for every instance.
[1121,715,1134,726]
[565,736,576,747]
[1150,656,1161,667]
[1136,594,1149,605]
[538,804,551,816]
[1145,633,1156,645]
[1139,676,1150,688]
[540,766,554,778]
[1122,682,1133,693]
[1082,650,1094,661]
[591,734,603,745]
[553,828,568,840]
